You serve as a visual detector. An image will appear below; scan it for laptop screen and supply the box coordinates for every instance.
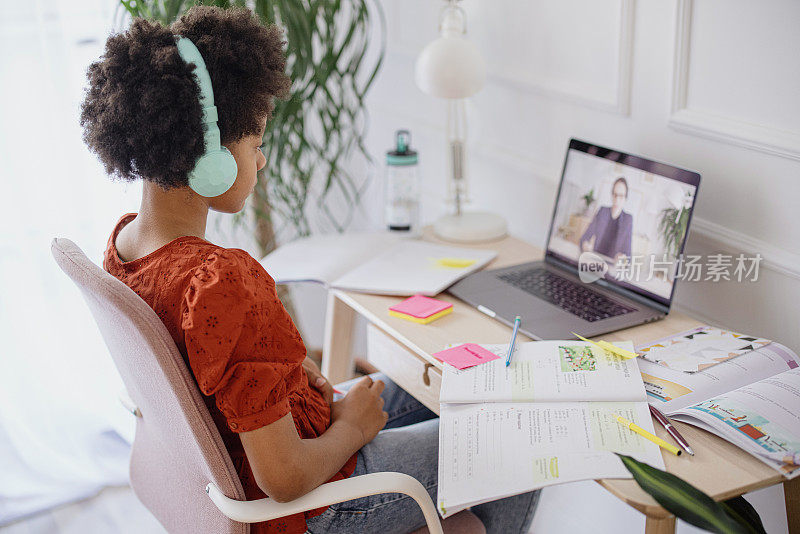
[545,139,701,307]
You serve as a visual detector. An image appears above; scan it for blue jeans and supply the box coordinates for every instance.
[305,374,540,534]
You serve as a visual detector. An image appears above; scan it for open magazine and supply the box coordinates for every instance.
[638,339,800,478]
[437,341,665,518]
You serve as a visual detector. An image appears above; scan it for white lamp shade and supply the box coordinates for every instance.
[415,35,486,99]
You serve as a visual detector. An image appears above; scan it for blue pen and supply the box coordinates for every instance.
[505,315,522,367]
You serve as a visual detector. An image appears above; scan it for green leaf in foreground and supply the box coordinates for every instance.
[616,454,764,534]
[720,496,766,534]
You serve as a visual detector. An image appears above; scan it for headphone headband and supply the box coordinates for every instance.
[174,35,237,197]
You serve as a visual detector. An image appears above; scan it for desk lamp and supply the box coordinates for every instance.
[415,0,507,242]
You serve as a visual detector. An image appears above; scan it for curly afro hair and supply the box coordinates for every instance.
[80,6,291,189]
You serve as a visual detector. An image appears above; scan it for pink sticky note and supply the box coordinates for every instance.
[432,343,500,370]
[389,294,452,319]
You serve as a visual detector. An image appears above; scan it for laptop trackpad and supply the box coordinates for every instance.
[471,285,582,332]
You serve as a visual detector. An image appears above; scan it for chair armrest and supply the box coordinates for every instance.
[206,472,443,534]
[118,389,141,417]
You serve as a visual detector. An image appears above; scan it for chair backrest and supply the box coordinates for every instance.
[51,237,247,534]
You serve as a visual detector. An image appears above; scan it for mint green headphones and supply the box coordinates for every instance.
[175,36,238,197]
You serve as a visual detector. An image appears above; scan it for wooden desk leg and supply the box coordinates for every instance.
[645,516,675,534]
[322,291,357,384]
[786,476,800,534]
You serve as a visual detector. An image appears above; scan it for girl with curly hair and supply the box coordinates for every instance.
[81,6,539,533]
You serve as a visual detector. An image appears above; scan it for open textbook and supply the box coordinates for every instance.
[437,341,666,517]
[259,232,496,296]
[638,340,800,478]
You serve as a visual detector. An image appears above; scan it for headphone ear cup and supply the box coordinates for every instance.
[188,147,238,197]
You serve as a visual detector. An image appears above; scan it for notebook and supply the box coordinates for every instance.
[260,233,497,296]
[637,325,772,373]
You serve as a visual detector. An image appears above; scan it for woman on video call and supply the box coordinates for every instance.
[580,177,633,261]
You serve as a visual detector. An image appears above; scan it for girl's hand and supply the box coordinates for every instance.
[302,356,334,406]
[332,375,388,447]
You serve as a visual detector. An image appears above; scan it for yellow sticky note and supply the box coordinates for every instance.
[435,257,476,268]
[571,332,639,359]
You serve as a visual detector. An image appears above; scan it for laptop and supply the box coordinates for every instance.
[448,138,701,340]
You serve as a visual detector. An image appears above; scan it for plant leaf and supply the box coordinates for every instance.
[720,497,766,534]
[617,454,755,534]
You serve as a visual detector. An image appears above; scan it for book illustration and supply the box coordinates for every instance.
[638,326,771,373]
[559,345,598,372]
[687,398,800,475]
[688,399,800,453]
[641,373,693,403]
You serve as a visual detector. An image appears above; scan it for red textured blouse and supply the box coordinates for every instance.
[103,213,357,534]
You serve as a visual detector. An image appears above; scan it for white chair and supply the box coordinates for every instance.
[52,237,484,534]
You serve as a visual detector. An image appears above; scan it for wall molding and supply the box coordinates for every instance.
[689,216,800,281]
[487,0,635,115]
[393,0,635,116]
[669,0,800,161]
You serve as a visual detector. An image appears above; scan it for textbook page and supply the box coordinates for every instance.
[440,341,646,403]
[670,368,800,479]
[331,241,497,296]
[638,342,800,413]
[437,401,665,517]
[260,232,400,285]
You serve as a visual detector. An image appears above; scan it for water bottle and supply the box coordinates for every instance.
[385,130,420,234]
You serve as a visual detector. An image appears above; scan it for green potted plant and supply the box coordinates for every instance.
[658,192,692,260]
[581,188,595,216]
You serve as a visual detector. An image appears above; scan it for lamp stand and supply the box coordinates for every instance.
[433,99,507,243]
[434,211,507,242]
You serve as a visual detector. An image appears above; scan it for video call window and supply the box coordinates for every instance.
[548,147,698,302]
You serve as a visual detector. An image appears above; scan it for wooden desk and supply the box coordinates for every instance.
[320,231,798,534]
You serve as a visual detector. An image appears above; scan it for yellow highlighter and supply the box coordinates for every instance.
[615,415,682,456]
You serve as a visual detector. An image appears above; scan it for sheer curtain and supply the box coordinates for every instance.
[0,0,258,524]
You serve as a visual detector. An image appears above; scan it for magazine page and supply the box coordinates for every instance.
[440,341,646,403]
[437,401,665,517]
[670,368,800,478]
[637,342,799,413]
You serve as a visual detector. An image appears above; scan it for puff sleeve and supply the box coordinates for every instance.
[181,249,305,433]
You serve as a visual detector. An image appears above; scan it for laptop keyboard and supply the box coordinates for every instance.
[497,267,636,323]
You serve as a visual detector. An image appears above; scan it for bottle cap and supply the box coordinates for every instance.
[387,129,418,166]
